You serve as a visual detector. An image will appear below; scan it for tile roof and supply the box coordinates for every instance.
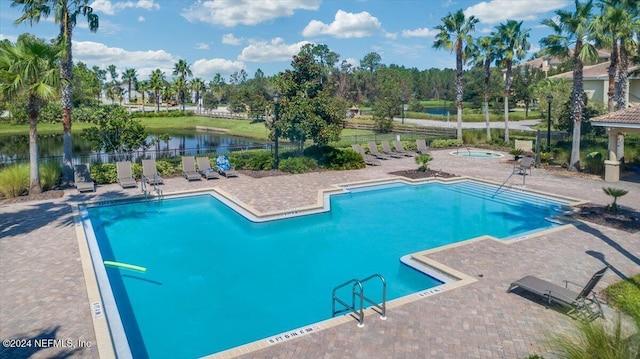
[591,106,640,126]
[550,62,639,80]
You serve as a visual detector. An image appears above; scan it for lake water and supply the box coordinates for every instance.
[0,130,269,165]
[425,108,451,115]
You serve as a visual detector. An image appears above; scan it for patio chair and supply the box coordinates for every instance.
[74,164,95,193]
[515,156,534,176]
[507,267,608,321]
[116,161,137,189]
[351,144,381,166]
[393,140,415,157]
[416,139,429,154]
[367,141,391,160]
[142,159,164,185]
[380,141,405,158]
[196,156,219,180]
[181,156,201,181]
[215,155,239,177]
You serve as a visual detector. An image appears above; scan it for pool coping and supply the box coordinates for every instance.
[72,175,586,359]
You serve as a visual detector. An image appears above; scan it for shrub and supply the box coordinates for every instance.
[131,163,143,179]
[326,148,365,170]
[40,162,61,191]
[279,157,318,174]
[431,139,463,148]
[155,160,176,176]
[539,151,553,165]
[245,150,274,170]
[584,151,604,175]
[602,274,640,325]
[0,164,29,198]
[90,163,117,184]
[415,154,433,171]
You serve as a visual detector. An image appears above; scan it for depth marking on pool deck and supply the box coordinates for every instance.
[416,287,444,298]
[92,301,104,319]
[265,326,320,345]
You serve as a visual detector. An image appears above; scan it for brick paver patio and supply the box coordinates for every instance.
[1,148,638,358]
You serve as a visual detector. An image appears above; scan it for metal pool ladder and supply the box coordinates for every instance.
[332,274,387,327]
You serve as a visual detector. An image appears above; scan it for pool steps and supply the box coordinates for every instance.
[332,274,387,328]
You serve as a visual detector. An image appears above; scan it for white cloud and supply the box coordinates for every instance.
[465,0,568,24]
[238,37,310,62]
[72,40,177,78]
[90,0,160,15]
[195,42,210,50]
[222,33,242,46]
[181,0,321,27]
[401,27,438,38]
[0,34,18,42]
[138,16,145,22]
[385,32,398,40]
[302,10,381,38]
[344,57,358,68]
[192,58,246,78]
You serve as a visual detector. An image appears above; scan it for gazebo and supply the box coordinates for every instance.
[590,106,640,182]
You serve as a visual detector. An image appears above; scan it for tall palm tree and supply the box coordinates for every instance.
[121,67,137,112]
[162,82,175,112]
[594,0,639,112]
[541,0,598,171]
[493,20,530,143]
[137,80,149,113]
[91,65,105,103]
[433,9,479,140]
[191,77,205,113]
[471,36,498,141]
[172,59,192,111]
[12,0,99,185]
[149,68,165,112]
[0,35,60,194]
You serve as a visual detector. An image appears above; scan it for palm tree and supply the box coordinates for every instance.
[433,9,479,140]
[191,77,205,113]
[611,0,639,111]
[162,82,175,112]
[149,68,165,112]
[541,0,598,171]
[172,59,192,111]
[12,0,99,185]
[602,187,629,213]
[172,77,188,111]
[121,68,137,112]
[0,35,60,194]
[91,65,106,103]
[493,20,530,143]
[137,80,149,112]
[471,36,498,141]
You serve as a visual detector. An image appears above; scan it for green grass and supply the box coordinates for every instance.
[603,274,640,324]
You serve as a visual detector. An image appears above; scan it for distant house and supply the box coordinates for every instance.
[515,50,611,77]
[549,62,640,108]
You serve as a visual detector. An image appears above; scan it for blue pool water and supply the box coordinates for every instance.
[84,180,568,358]
[451,151,503,158]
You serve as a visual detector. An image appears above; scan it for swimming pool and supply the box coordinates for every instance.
[450,150,503,158]
[81,179,570,358]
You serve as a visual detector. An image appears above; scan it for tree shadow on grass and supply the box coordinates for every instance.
[0,326,84,359]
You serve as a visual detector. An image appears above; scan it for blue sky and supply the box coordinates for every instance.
[0,0,573,82]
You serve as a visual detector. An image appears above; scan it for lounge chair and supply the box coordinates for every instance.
[181,156,201,181]
[508,267,608,321]
[142,159,164,185]
[393,140,415,157]
[215,155,238,177]
[416,139,429,154]
[351,144,381,166]
[367,141,391,160]
[116,161,137,189]
[74,164,95,192]
[380,141,405,158]
[196,156,219,180]
[515,156,534,176]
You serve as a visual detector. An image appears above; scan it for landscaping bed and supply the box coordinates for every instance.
[569,204,640,234]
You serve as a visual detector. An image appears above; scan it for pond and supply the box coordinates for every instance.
[424,108,452,115]
[0,129,270,165]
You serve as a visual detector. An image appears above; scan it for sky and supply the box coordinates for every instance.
[0,0,575,82]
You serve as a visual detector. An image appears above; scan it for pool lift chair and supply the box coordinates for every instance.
[507,267,608,321]
[332,274,387,327]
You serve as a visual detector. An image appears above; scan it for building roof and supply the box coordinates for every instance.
[591,106,640,129]
[550,62,639,80]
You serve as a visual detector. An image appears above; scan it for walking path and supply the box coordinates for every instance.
[1,149,638,358]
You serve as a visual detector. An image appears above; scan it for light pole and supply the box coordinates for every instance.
[546,94,553,152]
[273,92,281,170]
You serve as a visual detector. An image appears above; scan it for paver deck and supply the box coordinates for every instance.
[1,149,638,359]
